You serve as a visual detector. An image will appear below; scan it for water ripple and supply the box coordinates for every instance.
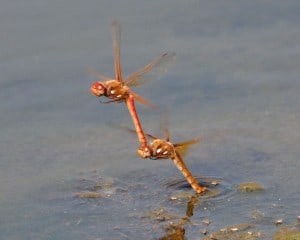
[162,176,235,202]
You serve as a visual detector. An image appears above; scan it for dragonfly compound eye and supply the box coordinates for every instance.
[90,82,106,97]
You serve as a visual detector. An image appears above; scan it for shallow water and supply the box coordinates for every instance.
[0,0,299,239]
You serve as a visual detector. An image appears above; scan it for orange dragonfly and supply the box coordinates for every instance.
[89,21,175,158]
[122,125,207,194]
[146,130,207,194]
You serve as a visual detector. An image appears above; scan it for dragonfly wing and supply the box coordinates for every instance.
[112,20,122,82]
[174,139,199,158]
[129,90,154,108]
[124,52,176,87]
[110,124,159,140]
[144,132,160,140]
[86,66,111,81]
[174,130,225,158]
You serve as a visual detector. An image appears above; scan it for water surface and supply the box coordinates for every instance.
[0,1,299,239]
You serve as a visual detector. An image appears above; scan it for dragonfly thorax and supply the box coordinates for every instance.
[150,139,176,159]
[105,80,129,101]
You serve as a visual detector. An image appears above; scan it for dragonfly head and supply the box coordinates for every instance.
[137,145,152,159]
[150,139,175,159]
[90,81,106,97]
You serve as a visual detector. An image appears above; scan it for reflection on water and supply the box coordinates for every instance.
[164,176,231,199]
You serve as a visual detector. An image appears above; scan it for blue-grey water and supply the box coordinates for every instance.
[0,1,299,239]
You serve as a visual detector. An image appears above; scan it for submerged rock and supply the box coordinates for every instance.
[272,226,300,240]
[75,191,103,198]
[159,224,185,240]
[203,223,262,240]
[237,182,264,193]
[142,208,179,222]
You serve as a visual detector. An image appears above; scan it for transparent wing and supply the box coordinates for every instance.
[161,112,170,141]
[124,52,176,87]
[129,89,154,109]
[86,66,111,82]
[173,130,225,158]
[110,124,159,140]
[174,139,199,158]
[112,20,122,82]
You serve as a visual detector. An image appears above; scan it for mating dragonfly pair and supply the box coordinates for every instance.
[89,21,206,194]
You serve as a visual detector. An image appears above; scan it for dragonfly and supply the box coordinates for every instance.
[89,21,175,158]
[122,125,207,194]
[146,129,207,194]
